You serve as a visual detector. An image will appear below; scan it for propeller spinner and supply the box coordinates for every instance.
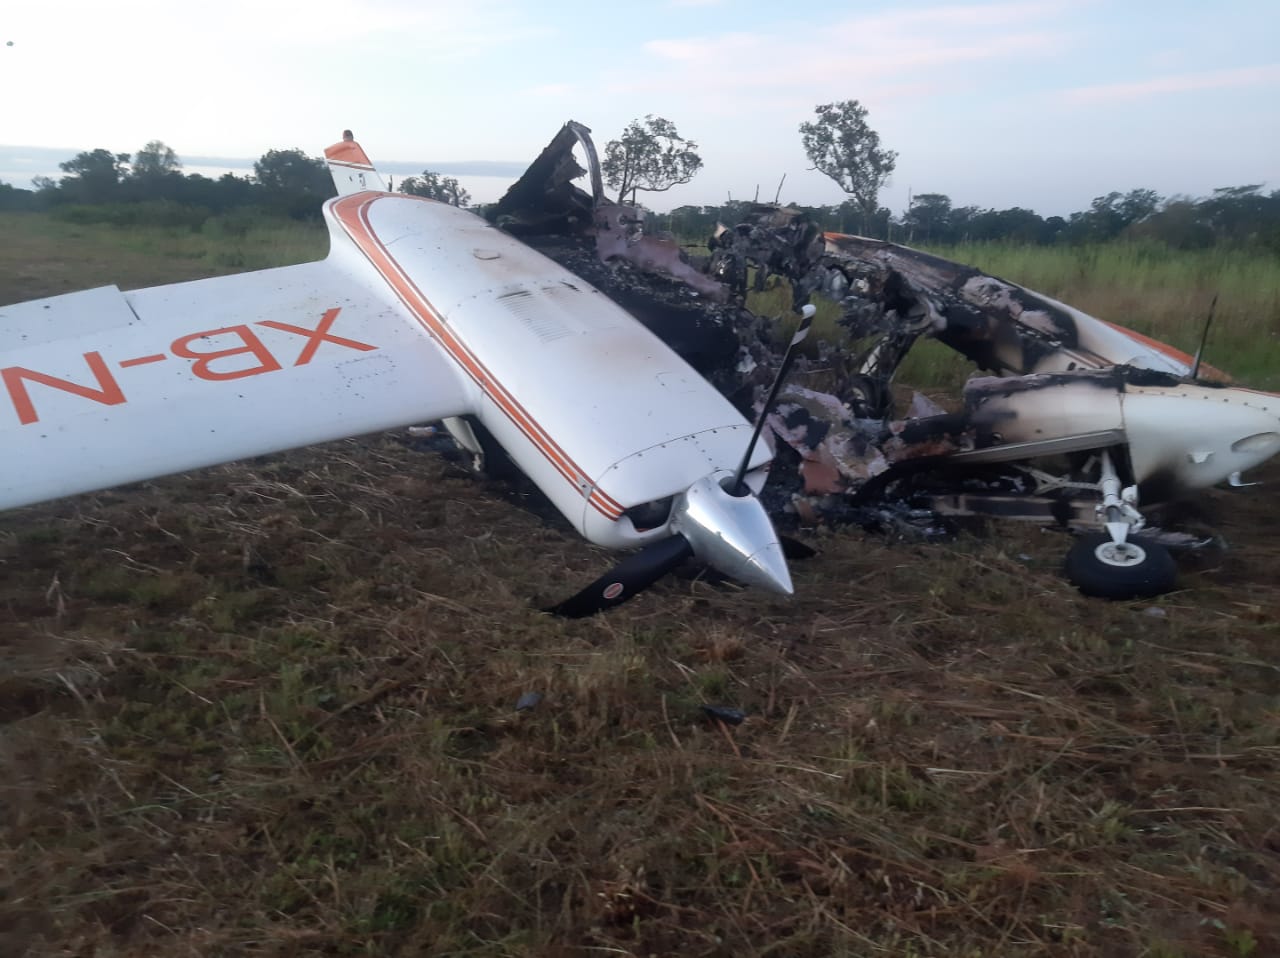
[547,305,816,618]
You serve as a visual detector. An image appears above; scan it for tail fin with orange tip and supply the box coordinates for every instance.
[323,130,389,195]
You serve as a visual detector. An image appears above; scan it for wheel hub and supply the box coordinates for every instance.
[1094,540,1148,568]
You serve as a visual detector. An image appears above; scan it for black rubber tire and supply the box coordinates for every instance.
[1064,533,1178,599]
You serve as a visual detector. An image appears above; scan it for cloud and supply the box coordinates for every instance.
[1062,64,1280,104]
[635,1,1068,98]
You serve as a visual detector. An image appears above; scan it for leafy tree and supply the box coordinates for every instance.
[1042,215,1068,244]
[1118,188,1161,227]
[666,204,717,239]
[989,207,1050,244]
[1200,185,1271,242]
[799,100,897,235]
[903,193,952,244]
[131,140,182,179]
[399,170,470,207]
[252,148,334,216]
[1128,198,1214,250]
[1067,189,1165,242]
[58,148,131,203]
[948,205,981,242]
[0,181,38,211]
[602,115,703,205]
[253,148,330,194]
[209,172,258,211]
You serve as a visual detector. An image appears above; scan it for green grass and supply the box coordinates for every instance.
[3,214,1280,956]
[923,240,1280,389]
[0,210,327,303]
[5,439,1280,956]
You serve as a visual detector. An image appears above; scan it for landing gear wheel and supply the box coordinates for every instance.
[1064,533,1177,599]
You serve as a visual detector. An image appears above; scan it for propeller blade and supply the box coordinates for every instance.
[779,534,818,560]
[546,535,694,618]
[730,304,817,494]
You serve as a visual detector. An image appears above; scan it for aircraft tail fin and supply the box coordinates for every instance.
[324,131,389,196]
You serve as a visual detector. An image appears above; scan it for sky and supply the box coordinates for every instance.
[2,0,1278,216]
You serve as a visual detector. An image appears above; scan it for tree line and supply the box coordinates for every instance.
[0,139,474,222]
[0,142,330,220]
[4,116,1277,252]
[614,102,1278,252]
[651,185,1280,251]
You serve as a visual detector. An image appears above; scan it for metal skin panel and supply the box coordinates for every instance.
[327,192,769,542]
[1,285,141,347]
[1122,385,1280,492]
[969,375,1280,499]
[967,380,1126,447]
[0,261,472,510]
[1016,289,1192,376]
[582,429,768,550]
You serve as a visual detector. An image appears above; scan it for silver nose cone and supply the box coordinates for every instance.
[673,473,793,595]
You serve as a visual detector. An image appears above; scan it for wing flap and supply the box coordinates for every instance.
[1,261,471,510]
[1,285,143,346]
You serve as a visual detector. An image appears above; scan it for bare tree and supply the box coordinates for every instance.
[799,100,897,234]
[602,115,703,205]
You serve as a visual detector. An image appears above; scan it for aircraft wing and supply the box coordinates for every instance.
[0,260,472,510]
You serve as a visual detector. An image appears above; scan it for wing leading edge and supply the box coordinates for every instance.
[0,258,471,510]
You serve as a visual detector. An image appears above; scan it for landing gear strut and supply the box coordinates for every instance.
[442,416,520,480]
[1064,451,1177,598]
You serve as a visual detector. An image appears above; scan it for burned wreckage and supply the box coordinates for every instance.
[466,121,1280,598]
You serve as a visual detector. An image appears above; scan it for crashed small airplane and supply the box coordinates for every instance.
[4,123,1276,605]
[492,122,1280,599]
[0,131,800,617]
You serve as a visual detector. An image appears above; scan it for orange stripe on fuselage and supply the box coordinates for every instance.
[329,193,625,520]
[1100,321,1230,383]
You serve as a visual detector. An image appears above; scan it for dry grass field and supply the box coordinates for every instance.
[2,213,1279,956]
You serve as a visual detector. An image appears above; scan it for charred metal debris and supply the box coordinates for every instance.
[483,121,1208,540]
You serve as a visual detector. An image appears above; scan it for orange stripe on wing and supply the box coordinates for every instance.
[329,194,625,520]
[345,198,601,511]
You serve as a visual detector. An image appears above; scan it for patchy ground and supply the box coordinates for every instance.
[2,217,1279,956]
[3,431,1280,957]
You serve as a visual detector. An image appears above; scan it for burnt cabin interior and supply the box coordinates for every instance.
[478,122,1219,542]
